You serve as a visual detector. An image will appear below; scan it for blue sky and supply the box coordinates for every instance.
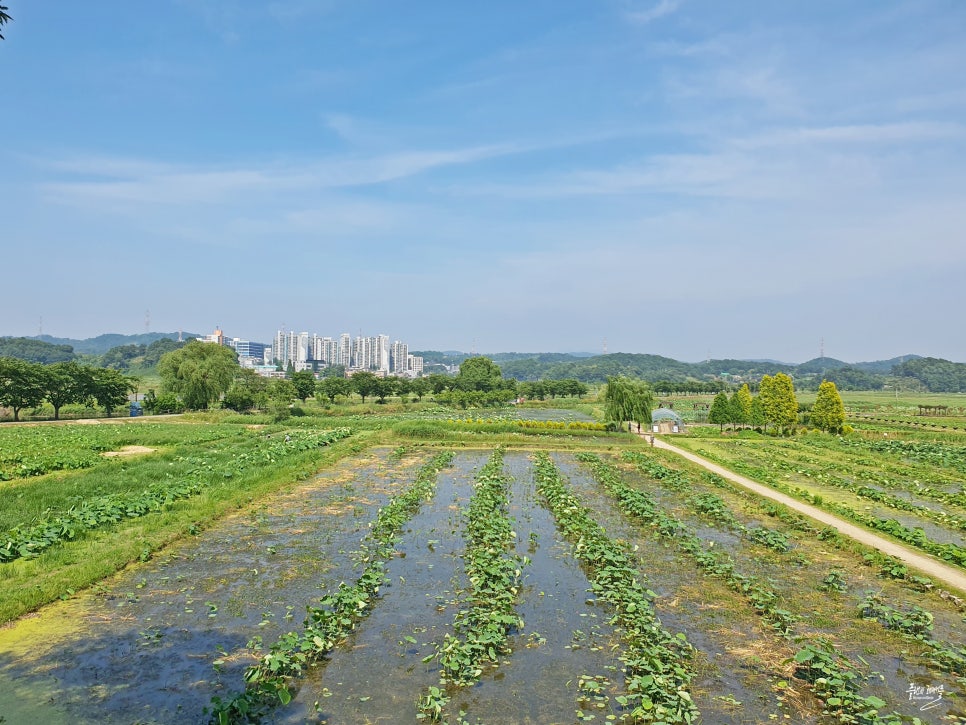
[2,1,965,363]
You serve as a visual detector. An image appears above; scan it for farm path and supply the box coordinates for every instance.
[647,435,966,596]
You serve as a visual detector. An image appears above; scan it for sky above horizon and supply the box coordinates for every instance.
[2,1,965,364]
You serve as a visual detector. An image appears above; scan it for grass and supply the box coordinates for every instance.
[0,425,374,624]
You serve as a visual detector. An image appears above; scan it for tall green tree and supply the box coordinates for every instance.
[455,356,506,392]
[87,368,134,417]
[373,376,397,403]
[733,384,753,429]
[42,361,90,419]
[351,371,380,403]
[0,357,45,421]
[708,391,731,432]
[750,396,766,429]
[157,341,238,410]
[760,373,797,434]
[811,380,846,433]
[291,370,317,402]
[409,377,430,401]
[317,376,351,403]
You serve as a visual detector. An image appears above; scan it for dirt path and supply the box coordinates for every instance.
[645,435,966,596]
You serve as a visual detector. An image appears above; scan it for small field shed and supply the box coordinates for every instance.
[651,408,686,434]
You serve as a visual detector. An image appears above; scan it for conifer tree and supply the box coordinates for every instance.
[734,384,753,429]
[709,391,731,432]
[811,380,846,433]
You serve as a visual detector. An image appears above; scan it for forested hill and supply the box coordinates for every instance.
[33,332,194,355]
[0,337,75,363]
[461,351,965,392]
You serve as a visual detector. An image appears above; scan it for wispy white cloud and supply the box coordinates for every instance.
[625,0,683,25]
[38,143,519,208]
[732,121,966,149]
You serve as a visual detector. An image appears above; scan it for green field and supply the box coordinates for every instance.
[0,405,964,723]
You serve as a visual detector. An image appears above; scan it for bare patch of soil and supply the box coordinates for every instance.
[101,445,155,457]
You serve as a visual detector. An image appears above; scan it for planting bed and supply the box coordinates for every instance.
[1,425,964,723]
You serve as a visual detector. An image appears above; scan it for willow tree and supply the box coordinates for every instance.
[604,376,654,430]
[158,341,238,410]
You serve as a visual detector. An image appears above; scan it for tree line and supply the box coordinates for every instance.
[0,358,134,421]
[708,375,845,434]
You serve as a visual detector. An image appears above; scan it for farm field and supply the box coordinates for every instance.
[0,412,964,723]
[672,430,966,574]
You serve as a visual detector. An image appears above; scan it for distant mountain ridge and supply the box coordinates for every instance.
[2,334,957,390]
[30,332,198,355]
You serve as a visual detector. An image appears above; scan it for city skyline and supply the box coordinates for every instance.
[3,2,965,362]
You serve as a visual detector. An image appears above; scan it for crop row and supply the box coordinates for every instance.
[728,442,966,532]
[720,438,966,513]
[859,593,966,683]
[418,449,526,720]
[209,451,454,724]
[686,446,966,570]
[577,453,904,724]
[533,452,699,723]
[0,428,352,564]
[621,452,790,553]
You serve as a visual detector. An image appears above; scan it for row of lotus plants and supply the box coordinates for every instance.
[417,449,526,720]
[695,469,950,595]
[533,452,699,724]
[208,450,454,724]
[858,593,966,684]
[0,428,353,563]
[622,451,791,553]
[725,439,966,533]
[575,452,906,724]
[683,442,966,569]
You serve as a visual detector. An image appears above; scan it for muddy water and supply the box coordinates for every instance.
[0,449,415,725]
[553,454,819,724]
[277,451,631,725]
[276,451,487,724]
[572,455,966,723]
[445,452,627,724]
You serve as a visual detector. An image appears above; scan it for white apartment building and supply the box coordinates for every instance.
[270,329,419,376]
[391,341,408,374]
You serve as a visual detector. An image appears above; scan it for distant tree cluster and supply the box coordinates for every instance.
[708,375,845,435]
[892,357,966,393]
[0,357,134,420]
[0,337,75,364]
[100,338,187,371]
[517,379,588,400]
